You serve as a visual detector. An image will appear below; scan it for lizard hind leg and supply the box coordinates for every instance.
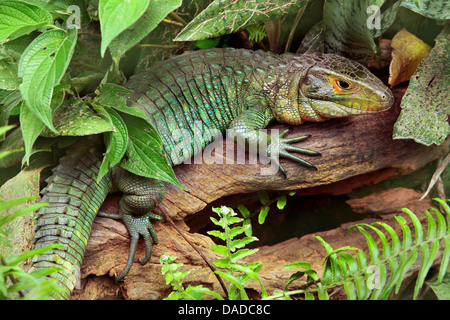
[99,167,165,281]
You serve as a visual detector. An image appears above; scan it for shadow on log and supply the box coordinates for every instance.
[71,84,449,300]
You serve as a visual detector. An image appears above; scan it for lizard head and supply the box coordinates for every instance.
[269,52,394,125]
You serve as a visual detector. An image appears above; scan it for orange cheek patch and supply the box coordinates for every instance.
[332,78,344,93]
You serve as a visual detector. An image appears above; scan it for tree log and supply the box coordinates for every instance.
[71,84,449,300]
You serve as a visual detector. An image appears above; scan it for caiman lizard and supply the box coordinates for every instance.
[31,48,393,299]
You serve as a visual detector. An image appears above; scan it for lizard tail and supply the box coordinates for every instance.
[31,139,113,299]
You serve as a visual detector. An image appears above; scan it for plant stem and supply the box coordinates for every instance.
[153,197,229,298]
[0,256,24,298]
[169,12,188,26]
[162,19,184,27]
[140,44,181,49]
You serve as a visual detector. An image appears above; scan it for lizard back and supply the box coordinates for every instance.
[124,48,281,166]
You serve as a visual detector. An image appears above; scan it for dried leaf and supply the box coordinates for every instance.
[393,25,450,146]
[389,29,432,87]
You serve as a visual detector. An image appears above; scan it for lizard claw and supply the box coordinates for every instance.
[101,212,162,282]
[268,129,320,175]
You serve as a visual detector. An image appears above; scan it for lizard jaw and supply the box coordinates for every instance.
[309,97,392,120]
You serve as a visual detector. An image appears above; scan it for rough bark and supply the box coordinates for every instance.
[71,84,449,300]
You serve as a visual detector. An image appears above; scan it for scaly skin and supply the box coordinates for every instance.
[31,48,393,299]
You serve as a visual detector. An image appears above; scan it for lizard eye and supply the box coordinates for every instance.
[337,80,350,89]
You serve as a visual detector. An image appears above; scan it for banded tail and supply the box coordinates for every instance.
[31,140,113,299]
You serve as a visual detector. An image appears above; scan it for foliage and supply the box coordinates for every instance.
[0,126,62,299]
[274,198,450,300]
[160,254,223,300]
[208,206,267,300]
[0,0,184,189]
[237,190,296,236]
[393,24,450,146]
[175,0,308,42]
[163,200,450,300]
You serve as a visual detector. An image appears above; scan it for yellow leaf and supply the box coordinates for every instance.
[389,29,432,87]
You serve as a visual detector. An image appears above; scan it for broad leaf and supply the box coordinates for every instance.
[99,0,150,57]
[0,58,20,90]
[119,112,183,189]
[95,83,148,121]
[108,0,182,60]
[175,0,309,41]
[393,25,449,146]
[0,126,23,168]
[389,29,432,87]
[18,28,77,133]
[323,0,382,63]
[401,0,450,20]
[0,1,52,43]
[42,99,113,137]
[428,273,450,300]
[97,106,128,182]
[20,102,45,165]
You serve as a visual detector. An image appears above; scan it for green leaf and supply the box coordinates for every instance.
[99,0,150,57]
[257,190,270,205]
[393,25,450,146]
[95,83,148,120]
[19,102,45,165]
[0,126,23,168]
[284,261,313,270]
[214,270,248,300]
[184,284,224,300]
[237,204,250,218]
[108,0,182,60]
[0,195,36,216]
[195,38,220,49]
[243,218,252,237]
[401,0,450,20]
[0,58,20,90]
[427,269,450,300]
[207,230,226,241]
[228,226,248,239]
[119,112,183,189]
[210,244,228,256]
[0,90,22,128]
[323,0,377,63]
[258,206,269,224]
[42,99,113,137]
[175,0,308,41]
[0,1,53,43]
[0,124,15,136]
[5,244,63,266]
[277,195,287,210]
[96,106,128,182]
[230,236,258,250]
[18,28,77,133]
[230,248,258,263]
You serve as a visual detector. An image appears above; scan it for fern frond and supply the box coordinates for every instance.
[246,24,266,42]
[279,199,450,300]
[343,200,450,299]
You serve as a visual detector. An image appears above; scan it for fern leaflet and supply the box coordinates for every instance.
[273,198,450,300]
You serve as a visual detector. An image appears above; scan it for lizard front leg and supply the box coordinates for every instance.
[98,167,165,281]
[228,104,320,176]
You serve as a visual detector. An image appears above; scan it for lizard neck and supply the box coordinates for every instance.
[264,55,329,125]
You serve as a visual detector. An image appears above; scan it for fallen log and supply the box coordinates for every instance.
[71,84,449,300]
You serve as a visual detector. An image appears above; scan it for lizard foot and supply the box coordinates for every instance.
[269,129,321,177]
[98,211,162,281]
